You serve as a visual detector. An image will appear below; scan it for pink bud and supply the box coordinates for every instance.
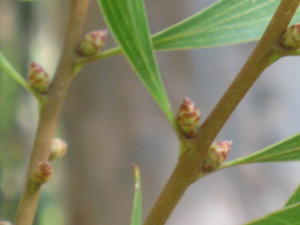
[281,24,300,49]
[28,62,50,93]
[0,221,12,225]
[177,97,200,138]
[203,141,232,172]
[77,29,108,57]
[31,161,53,184]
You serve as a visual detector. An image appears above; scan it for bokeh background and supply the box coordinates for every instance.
[1,0,300,225]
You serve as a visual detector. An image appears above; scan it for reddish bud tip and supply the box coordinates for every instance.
[28,62,50,93]
[49,138,67,161]
[31,161,53,184]
[281,24,300,49]
[203,140,232,172]
[177,97,200,138]
[77,29,108,57]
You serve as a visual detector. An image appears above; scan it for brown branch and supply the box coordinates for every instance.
[143,1,300,225]
[14,1,90,225]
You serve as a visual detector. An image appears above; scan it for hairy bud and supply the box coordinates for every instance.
[28,62,50,93]
[31,161,52,184]
[77,30,108,57]
[49,138,67,161]
[281,24,300,49]
[203,141,232,172]
[177,97,200,138]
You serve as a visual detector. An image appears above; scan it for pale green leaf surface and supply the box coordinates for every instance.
[285,185,300,207]
[0,52,31,92]
[130,165,142,225]
[223,134,300,167]
[152,0,300,50]
[97,0,174,123]
[244,203,300,225]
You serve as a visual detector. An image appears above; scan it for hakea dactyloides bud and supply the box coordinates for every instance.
[177,97,200,138]
[31,160,53,184]
[49,138,67,161]
[28,62,50,94]
[203,141,232,172]
[281,24,300,49]
[77,29,108,57]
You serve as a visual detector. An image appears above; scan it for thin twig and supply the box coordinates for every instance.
[143,1,300,225]
[15,1,90,225]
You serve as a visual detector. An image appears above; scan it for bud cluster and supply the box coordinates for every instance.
[77,30,108,57]
[203,141,232,172]
[28,62,50,94]
[281,24,300,49]
[31,160,53,184]
[177,98,200,138]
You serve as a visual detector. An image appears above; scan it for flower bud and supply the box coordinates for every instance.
[281,24,300,49]
[203,141,232,172]
[49,138,67,161]
[0,221,12,225]
[177,97,200,138]
[77,30,108,57]
[28,62,50,93]
[31,161,52,184]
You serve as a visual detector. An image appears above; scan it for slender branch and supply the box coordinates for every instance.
[14,1,90,225]
[143,1,300,225]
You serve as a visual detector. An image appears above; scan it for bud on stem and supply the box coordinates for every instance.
[203,141,232,172]
[49,138,67,161]
[177,97,200,138]
[281,24,300,49]
[28,62,50,94]
[31,161,52,184]
[77,30,108,57]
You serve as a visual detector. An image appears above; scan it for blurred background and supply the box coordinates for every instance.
[1,0,300,225]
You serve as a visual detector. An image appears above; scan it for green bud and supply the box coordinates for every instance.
[281,24,300,49]
[77,30,108,57]
[31,161,52,184]
[28,62,50,93]
[203,141,232,172]
[177,97,200,138]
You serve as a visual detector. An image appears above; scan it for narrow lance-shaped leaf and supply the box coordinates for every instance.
[0,52,31,92]
[152,0,300,50]
[285,185,300,207]
[223,134,300,167]
[97,0,174,124]
[130,165,142,225]
[244,203,300,225]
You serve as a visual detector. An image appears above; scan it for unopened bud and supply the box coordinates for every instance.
[177,97,200,138]
[77,30,108,57]
[0,221,12,225]
[28,62,50,93]
[203,141,232,172]
[281,24,300,49]
[49,138,67,161]
[31,161,52,184]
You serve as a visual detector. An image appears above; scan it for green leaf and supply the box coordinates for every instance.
[0,52,31,92]
[223,134,300,167]
[130,165,142,225]
[285,185,300,207]
[152,0,300,50]
[97,0,174,124]
[244,203,300,225]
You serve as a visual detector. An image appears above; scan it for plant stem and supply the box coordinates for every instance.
[144,1,300,225]
[14,1,90,225]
